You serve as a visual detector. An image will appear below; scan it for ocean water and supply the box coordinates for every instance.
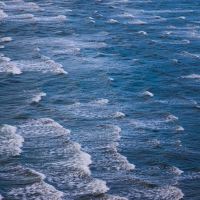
[0,0,200,199]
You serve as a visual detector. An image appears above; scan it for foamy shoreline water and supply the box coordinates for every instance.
[0,0,199,199]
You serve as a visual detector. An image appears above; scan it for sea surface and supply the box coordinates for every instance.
[0,0,200,199]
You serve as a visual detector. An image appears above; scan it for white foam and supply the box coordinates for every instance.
[150,139,161,147]
[12,58,68,74]
[133,19,146,24]
[0,9,7,19]
[7,13,37,22]
[6,1,40,10]
[175,126,184,131]
[108,77,114,81]
[113,112,125,118]
[6,65,22,74]
[31,92,46,103]
[167,25,175,29]
[18,118,109,196]
[0,37,12,42]
[137,185,184,200]
[181,51,199,58]
[172,59,178,63]
[131,119,169,130]
[182,39,190,44]
[190,100,197,105]
[36,15,66,22]
[138,31,147,35]
[19,118,70,136]
[108,19,118,23]
[121,12,134,18]
[110,125,121,133]
[8,181,63,200]
[178,16,185,20]
[0,45,4,48]
[141,91,154,97]
[98,125,135,170]
[34,47,40,51]
[181,74,200,79]
[0,124,24,156]
[164,31,172,35]
[93,194,128,200]
[0,55,10,61]
[167,114,178,121]
[29,169,46,180]
[0,54,22,74]
[11,14,35,19]
[94,98,109,104]
[76,179,109,196]
[170,166,184,175]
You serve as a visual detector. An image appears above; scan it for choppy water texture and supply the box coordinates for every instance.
[0,0,200,199]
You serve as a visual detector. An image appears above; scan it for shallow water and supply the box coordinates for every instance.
[0,0,200,199]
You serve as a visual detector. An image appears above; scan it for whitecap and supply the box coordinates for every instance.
[0,37,12,42]
[31,92,46,103]
[0,9,7,19]
[134,19,146,24]
[150,139,161,147]
[170,166,184,175]
[1,56,10,61]
[95,125,135,170]
[27,2,39,8]
[12,58,68,74]
[18,118,109,196]
[182,39,190,44]
[40,55,68,74]
[110,125,122,133]
[181,51,199,58]
[175,126,184,131]
[167,25,175,29]
[181,74,200,79]
[7,13,37,22]
[172,59,178,63]
[108,77,114,81]
[29,169,46,180]
[167,114,178,121]
[113,111,125,118]
[91,194,128,200]
[0,54,22,74]
[94,98,109,104]
[152,15,166,20]
[0,45,4,48]
[19,118,70,136]
[108,19,118,23]
[164,31,172,35]
[141,91,154,97]
[178,16,185,20]
[130,185,184,200]
[34,47,40,51]
[7,66,22,74]
[8,181,63,200]
[138,31,147,35]
[11,13,35,19]
[122,12,134,18]
[0,124,24,156]
[36,15,66,22]
[0,194,3,200]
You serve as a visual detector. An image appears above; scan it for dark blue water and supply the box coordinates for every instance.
[0,0,200,199]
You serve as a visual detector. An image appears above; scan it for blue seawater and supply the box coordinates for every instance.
[0,0,200,199]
